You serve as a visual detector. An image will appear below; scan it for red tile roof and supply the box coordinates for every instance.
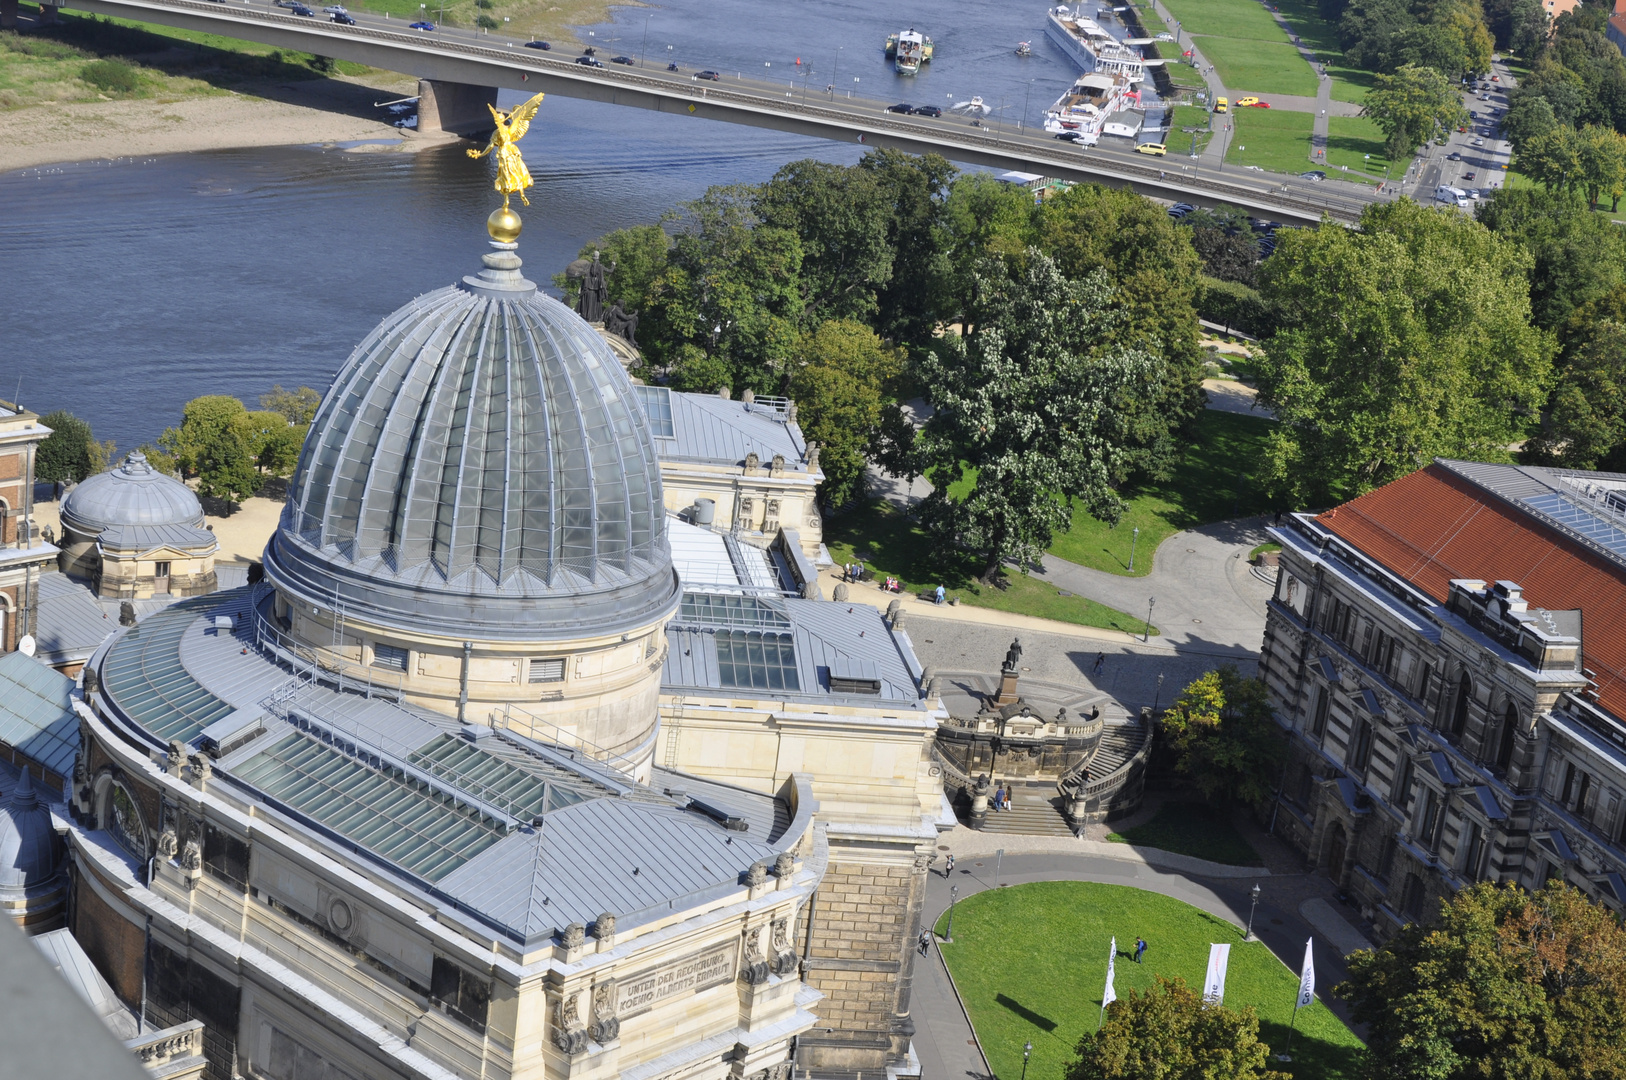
[1316,464,1626,714]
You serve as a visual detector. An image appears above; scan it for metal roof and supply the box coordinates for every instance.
[60,452,203,536]
[663,595,922,705]
[268,242,678,643]
[96,523,217,554]
[0,651,80,779]
[33,573,114,667]
[653,391,809,469]
[32,930,141,1041]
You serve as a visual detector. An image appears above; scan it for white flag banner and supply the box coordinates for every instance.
[1296,938,1315,1009]
[1202,943,1231,1006]
[1103,937,1118,1007]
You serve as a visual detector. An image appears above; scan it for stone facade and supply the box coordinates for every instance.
[0,401,53,655]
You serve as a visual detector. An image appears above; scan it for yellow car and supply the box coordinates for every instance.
[1136,142,1167,156]
[1236,96,1259,107]
[1214,96,1228,112]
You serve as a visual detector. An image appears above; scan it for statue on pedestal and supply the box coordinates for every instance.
[566,251,616,323]
[1002,637,1023,673]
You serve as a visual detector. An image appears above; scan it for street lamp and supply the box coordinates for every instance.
[1245,883,1261,941]
[1143,595,1155,642]
[1021,1042,1033,1080]
[831,46,841,98]
[1129,525,1140,572]
[945,885,959,942]
[1152,672,1165,716]
[639,13,650,67]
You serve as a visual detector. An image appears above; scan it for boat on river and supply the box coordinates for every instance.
[884,28,934,73]
[1016,40,1032,56]
[1042,71,1140,144]
[1044,4,1146,82]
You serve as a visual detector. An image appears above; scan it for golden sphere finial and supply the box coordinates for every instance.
[487,206,522,243]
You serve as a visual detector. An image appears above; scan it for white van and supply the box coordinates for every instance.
[1434,185,1466,202]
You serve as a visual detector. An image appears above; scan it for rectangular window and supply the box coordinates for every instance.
[430,956,491,1032]
[154,561,171,578]
[1420,789,1443,851]
[1576,772,1593,818]
[1561,761,1577,806]
[715,630,800,691]
[528,658,565,683]
[1392,756,1414,810]
[1350,720,1373,774]
[1402,874,1426,920]
[1297,765,1315,806]
[1461,822,1484,881]
[371,643,408,672]
[203,823,250,894]
[1378,835,1397,882]
[1310,686,1331,739]
[1359,621,1374,661]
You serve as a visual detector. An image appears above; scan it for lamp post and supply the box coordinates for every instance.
[945,885,959,943]
[640,13,650,67]
[1021,1042,1033,1080]
[1245,883,1261,941]
[1151,672,1165,716]
[1129,525,1140,572]
[1143,595,1155,642]
[831,46,841,98]
[1021,79,1032,132]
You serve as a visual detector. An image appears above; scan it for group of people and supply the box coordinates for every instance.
[990,784,1012,811]
[841,560,866,583]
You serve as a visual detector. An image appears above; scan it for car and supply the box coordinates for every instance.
[695,70,722,81]
[1236,96,1259,107]
[1480,93,1491,100]
[1167,202,1195,218]
[1214,96,1228,112]
[273,1,299,7]
[886,102,913,113]
[1245,164,1264,171]
[1457,125,1469,133]
[291,5,315,15]
[1464,171,1477,181]
[1055,130,1086,142]
[1469,110,1478,118]
[408,19,434,29]
[1135,142,1167,155]
[322,3,345,11]
[523,39,551,49]
[1300,169,1326,180]
[1448,151,1463,161]
[575,56,605,66]
[1156,31,1175,40]
[330,11,355,22]
[1248,100,1271,108]
[611,55,635,65]
[910,105,942,117]
[1491,74,1499,80]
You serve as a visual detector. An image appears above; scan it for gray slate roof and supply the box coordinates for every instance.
[97,523,217,554]
[0,651,80,780]
[34,572,114,667]
[650,389,810,469]
[60,452,202,535]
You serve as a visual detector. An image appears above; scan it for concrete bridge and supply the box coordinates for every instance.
[19,0,1383,224]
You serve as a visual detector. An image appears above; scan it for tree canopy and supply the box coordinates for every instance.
[1360,64,1470,159]
[1160,665,1285,807]
[1255,199,1553,506]
[1065,976,1288,1080]
[1476,185,1626,333]
[36,410,107,484]
[913,252,1154,581]
[1339,880,1626,1080]
[787,320,906,507]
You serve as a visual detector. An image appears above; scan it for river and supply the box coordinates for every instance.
[0,0,1130,452]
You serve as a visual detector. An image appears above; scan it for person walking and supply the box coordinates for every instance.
[944,853,956,878]
[1092,652,1106,677]
[1134,937,1148,964]
[934,584,946,605]
[918,930,933,956]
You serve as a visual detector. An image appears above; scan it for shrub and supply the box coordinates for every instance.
[476,14,498,28]
[79,58,139,93]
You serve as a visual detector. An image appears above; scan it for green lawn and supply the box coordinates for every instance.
[1323,115,1393,178]
[825,500,1158,635]
[1107,801,1265,865]
[1199,37,1319,98]
[1047,410,1278,575]
[1169,105,1213,155]
[1161,0,1291,43]
[1269,0,1372,103]
[937,883,1364,1080]
[1225,107,1315,174]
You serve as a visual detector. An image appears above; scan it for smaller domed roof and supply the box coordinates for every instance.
[0,768,61,892]
[61,451,204,537]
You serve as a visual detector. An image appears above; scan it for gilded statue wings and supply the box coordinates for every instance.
[504,92,546,142]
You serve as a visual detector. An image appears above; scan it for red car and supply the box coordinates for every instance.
[1249,101,1271,108]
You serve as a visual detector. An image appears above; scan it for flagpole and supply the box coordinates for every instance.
[1280,1001,1300,1061]
[1279,937,1313,1063]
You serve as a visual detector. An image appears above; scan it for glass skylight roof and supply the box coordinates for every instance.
[408,733,595,820]
[679,593,791,630]
[235,731,503,881]
[633,385,675,438]
[715,630,800,691]
[1525,491,1626,560]
[100,599,236,743]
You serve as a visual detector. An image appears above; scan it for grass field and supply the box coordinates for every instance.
[1199,37,1318,97]
[1225,107,1315,174]
[1047,410,1277,575]
[1161,0,1289,43]
[825,500,1158,635]
[937,882,1364,1080]
[1323,115,1393,177]
[1107,801,1265,865]
[1270,0,1372,103]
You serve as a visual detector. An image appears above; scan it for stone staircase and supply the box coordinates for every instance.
[977,789,1076,837]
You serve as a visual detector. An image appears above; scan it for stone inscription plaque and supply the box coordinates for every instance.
[617,942,738,1017]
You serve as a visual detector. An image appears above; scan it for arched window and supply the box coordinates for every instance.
[1495,700,1518,770]
[1450,672,1472,738]
[108,783,148,861]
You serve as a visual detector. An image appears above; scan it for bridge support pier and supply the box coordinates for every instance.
[416,79,497,138]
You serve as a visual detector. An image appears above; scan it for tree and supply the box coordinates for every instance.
[858,149,957,344]
[159,395,248,479]
[194,426,260,511]
[939,172,1038,327]
[1361,64,1469,159]
[913,252,1153,582]
[1159,666,1285,807]
[551,225,670,317]
[259,385,322,427]
[1476,185,1626,333]
[1526,320,1626,469]
[1065,976,1289,1080]
[1255,199,1553,505]
[36,410,104,484]
[756,159,896,326]
[787,320,906,507]
[1339,881,1626,1080]
[1035,183,1207,484]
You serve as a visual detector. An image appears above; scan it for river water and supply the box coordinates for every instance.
[0,0,1129,452]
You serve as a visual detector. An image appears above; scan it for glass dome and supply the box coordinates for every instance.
[264,243,678,642]
[60,451,204,536]
[0,769,60,891]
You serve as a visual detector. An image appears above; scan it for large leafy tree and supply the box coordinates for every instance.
[1340,881,1626,1080]
[194,426,259,511]
[755,160,896,326]
[1256,199,1553,506]
[158,395,248,479]
[914,252,1153,582]
[1360,64,1469,159]
[1526,320,1626,470]
[1476,186,1626,333]
[1159,666,1285,807]
[939,172,1038,328]
[36,410,105,484]
[787,320,906,507]
[1518,124,1626,210]
[1065,976,1289,1080]
[858,149,957,344]
[1035,182,1206,483]
[258,384,322,427]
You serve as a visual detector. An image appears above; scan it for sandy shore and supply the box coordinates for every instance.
[32,491,282,565]
[0,72,453,173]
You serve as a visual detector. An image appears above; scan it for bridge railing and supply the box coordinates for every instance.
[89,0,1379,221]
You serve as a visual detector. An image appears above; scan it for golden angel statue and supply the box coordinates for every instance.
[467,92,546,209]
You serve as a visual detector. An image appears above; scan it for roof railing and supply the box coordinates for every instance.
[490,702,642,778]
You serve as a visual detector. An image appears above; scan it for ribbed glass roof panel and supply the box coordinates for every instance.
[633,385,675,438]
[235,731,502,881]
[409,733,594,819]
[716,630,800,691]
[100,600,237,743]
[679,593,792,630]
[1524,491,1626,558]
